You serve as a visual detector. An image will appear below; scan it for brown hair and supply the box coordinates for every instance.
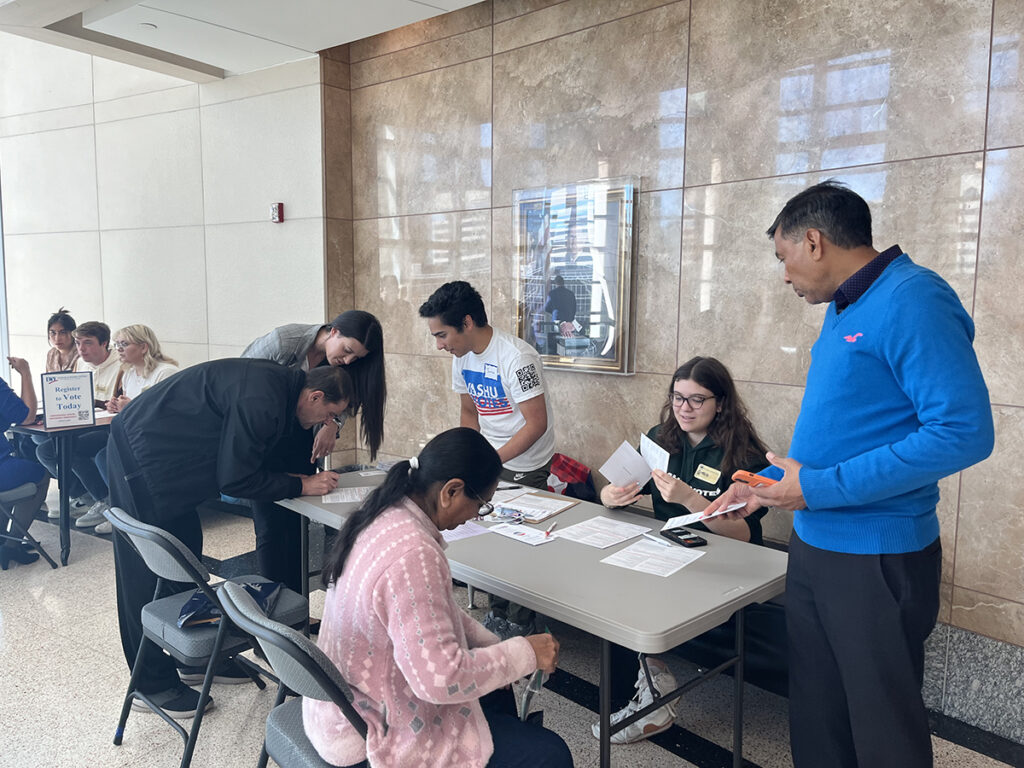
[656,356,769,482]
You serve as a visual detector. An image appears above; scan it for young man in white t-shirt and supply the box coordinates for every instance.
[419,281,556,637]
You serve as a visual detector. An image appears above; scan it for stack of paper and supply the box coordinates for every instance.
[552,516,650,549]
[601,539,705,577]
[598,434,670,488]
[321,486,374,504]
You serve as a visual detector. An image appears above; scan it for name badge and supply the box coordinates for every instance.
[484,363,499,380]
[694,463,721,484]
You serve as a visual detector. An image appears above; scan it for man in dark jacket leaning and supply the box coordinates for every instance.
[106,358,349,718]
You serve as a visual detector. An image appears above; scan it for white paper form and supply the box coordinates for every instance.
[494,493,575,522]
[598,441,655,488]
[639,433,670,474]
[553,516,650,549]
[660,501,747,530]
[601,539,705,577]
[441,520,492,543]
[322,486,374,504]
[489,522,556,546]
[492,487,530,506]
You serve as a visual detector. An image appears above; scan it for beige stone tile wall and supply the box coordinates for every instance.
[326,0,1024,647]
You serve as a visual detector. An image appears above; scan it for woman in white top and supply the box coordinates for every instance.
[90,325,178,534]
[106,324,179,411]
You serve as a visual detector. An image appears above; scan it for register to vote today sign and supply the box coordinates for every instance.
[41,371,95,428]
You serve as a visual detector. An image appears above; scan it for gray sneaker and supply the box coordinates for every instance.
[94,520,113,535]
[75,500,109,528]
[483,611,535,641]
[591,659,677,744]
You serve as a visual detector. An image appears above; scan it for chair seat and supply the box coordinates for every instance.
[141,576,308,667]
[0,482,37,504]
[266,697,346,768]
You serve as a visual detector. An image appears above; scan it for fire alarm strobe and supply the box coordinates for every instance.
[270,202,284,222]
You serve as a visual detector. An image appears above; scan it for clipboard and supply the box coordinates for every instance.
[492,492,578,524]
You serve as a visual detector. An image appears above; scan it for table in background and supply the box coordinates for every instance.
[281,487,787,768]
[11,412,114,565]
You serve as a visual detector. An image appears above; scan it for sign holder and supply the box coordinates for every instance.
[41,371,95,429]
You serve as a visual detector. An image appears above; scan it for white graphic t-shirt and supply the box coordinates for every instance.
[452,328,555,472]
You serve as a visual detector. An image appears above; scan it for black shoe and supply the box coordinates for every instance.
[132,683,214,720]
[0,545,39,570]
[179,658,253,686]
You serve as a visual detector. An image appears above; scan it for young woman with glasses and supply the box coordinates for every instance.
[307,427,573,768]
[595,355,775,744]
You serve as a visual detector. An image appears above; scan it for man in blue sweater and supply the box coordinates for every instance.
[706,181,993,768]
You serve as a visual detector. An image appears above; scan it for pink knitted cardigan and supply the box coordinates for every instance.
[303,497,538,768]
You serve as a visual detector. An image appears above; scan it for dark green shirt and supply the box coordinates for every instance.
[641,424,769,545]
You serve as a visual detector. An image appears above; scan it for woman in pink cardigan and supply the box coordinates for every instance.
[304,427,573,768]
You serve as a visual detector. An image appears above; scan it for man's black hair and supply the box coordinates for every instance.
[418,281,488,329]
[766,179,873,249]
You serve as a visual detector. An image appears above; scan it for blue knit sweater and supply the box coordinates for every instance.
[772,254,993,554]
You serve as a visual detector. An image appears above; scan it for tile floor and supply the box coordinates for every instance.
[0,492,1014,768]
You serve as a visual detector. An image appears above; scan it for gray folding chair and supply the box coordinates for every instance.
[103,506,309,768]
[219,580,368,768]
[0,480,57,569]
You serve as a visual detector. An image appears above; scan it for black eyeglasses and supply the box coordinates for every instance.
[466,484,494,517]
[670,393,715,409]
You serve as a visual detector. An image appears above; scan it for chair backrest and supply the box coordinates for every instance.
[219,581,368,739]
[104,507,212,593]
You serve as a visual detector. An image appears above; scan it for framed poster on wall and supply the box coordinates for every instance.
[512,177,638,374]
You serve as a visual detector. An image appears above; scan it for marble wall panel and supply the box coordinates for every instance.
[377,353,458,458]
[546,370,670,473]
[351,27,491,89]
[679,156,983,386]
[0,32,92,117]
[327,218,355,319]
[940,582,954,625]
[952,587,1024,649]
[325,85,353,220]
[685,0,990,186]
[205,220,325,348]
[323,58,351,89]
[490,206,517,337]
[936,474,961,585]
[987,0,1024,149]
[201,84,323,225]
[353,210,492,355]
[955,404,1024,602]
[492,3,688,205]
[92,57,193,103]
[351,58,492,219]
[99,226,208,344]
[0,126,99,235]
[349,2,493,62]
[944,624,1024,743]
[973,147,1024,406]
[493,0,563,23]
[95,110,203,230]
[3,232,103,337]
[634,190,683,375]
[493,0,669,53]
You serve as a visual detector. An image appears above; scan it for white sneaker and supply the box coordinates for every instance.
[71,493,96,509]
[46,503,60,520]
[94,520,113,535]
[75,500,109,528]
[591,659,677,744]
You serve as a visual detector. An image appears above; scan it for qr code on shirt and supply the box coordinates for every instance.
[515,364,541,392]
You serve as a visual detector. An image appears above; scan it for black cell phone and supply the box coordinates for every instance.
[660,528,708,548]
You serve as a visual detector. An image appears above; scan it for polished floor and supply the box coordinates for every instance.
[0,491,1014,768]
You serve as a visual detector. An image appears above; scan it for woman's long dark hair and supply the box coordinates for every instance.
[323,427,502,585]
[331,310,386,460]
[656,356,769,482]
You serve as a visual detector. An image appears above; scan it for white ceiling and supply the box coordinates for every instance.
[0,0,481,80]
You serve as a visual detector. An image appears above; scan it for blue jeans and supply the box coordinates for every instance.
[36,431,109,501]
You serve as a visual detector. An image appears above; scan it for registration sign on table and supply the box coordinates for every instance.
[40,371,95,428]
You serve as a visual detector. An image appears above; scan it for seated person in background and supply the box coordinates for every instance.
[35,321,121,528]
[544,274,577,337]
[20,308,78,513]
[0,357,50,569]
[305,427,573,768]
[596,356,774,744]
[419,281,556,640]
[241,310,386,593]
[90,324,180,535]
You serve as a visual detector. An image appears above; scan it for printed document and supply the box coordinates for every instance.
[322,486,374,504]
[598,441,655,488]
[601,539,705,577]
[494,492,575,523]
[489,522,556,546]
[639,433,670,473]
[661,500,747,530]
[553,516,650,549]
[441,520,492,543]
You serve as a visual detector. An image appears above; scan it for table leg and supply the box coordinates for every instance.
[300,513,310,634]
[56,434,71,566]
[733,607,746,768]
[600,637,611,768]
